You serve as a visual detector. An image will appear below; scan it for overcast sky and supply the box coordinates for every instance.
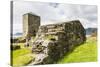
[13,1,97,34]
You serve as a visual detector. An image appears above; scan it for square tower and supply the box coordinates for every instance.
[23,13,40,38]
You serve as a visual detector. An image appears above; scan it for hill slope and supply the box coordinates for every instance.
[57,37,97,63]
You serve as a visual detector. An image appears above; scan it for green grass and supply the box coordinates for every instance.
[12,48,31,58]
[12,37,97,66]
[57,37,97,64]
[13,54,34,66]
[12,43,35,66]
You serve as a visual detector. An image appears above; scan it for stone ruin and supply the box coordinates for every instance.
[30,20,86,65]
[22,13,86,65]
[23,13,40,47]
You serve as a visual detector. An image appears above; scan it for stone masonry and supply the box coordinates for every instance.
[23,13,86,65]
[23,13,40,46]
[31,20,86,64]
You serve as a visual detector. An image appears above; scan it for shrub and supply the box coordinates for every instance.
[11,37,26,43]
[11,45,20,50]
[91,31,97,37]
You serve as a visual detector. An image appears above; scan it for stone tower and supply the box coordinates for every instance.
[23,13,40,39]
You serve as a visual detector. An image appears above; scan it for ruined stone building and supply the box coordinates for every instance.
[23,13,40,46]
[23,13,40,39]
[31,20,86,64]
[23,13,86,65]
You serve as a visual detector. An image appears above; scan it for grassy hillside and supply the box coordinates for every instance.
[11,37,97,66]
[57,37,97,63]
[11,43,35,66]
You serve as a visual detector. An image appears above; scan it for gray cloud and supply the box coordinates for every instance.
[13,1,97,34]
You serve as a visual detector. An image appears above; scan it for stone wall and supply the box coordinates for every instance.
[31,20,86,65]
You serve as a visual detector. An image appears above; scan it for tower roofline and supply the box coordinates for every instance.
[23,12,40,17]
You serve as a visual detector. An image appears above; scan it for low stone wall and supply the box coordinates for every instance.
[31,20,86,65]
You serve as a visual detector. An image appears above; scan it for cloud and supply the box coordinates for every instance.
[12,1,97,34]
